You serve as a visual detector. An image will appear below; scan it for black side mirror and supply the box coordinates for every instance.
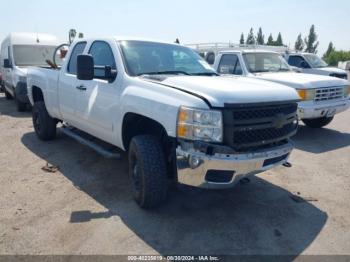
[300,61,310,69]
[77,55,94,80]
[4,59,11,68]
[205,52,215,65]
[104,66,117,80]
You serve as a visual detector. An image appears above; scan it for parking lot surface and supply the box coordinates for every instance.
[0,93,349,256]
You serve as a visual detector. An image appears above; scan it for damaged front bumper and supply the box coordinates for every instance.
[176,140,294,189]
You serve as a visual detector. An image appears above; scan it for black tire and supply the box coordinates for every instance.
[16,97,27,112]
[302,116,334,128]
[4,89,12,100]
[32,101,57,140]
[128,135,168,208]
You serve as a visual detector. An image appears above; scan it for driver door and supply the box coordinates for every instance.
[74,41,120,143]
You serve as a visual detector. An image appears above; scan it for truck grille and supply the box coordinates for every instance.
[330,73,348,80]
[314,87,344,102]
[223,102,298,150]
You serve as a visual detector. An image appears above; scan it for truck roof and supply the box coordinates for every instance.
[4,32,61,46]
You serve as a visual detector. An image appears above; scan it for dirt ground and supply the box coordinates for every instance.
[0,93,349,257]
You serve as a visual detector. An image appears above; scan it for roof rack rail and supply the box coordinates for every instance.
[186,42,292,54]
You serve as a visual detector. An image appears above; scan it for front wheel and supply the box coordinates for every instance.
[128,135,168,208]
[32,101,57,140]
[302,116,334,128]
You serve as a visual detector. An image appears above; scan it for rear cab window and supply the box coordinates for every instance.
[67,42,87,75]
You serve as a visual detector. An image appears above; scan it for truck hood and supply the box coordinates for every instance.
[15,67,28,76]
[315,67,347,75]
[142,75,300,107]
[253,72,348,89]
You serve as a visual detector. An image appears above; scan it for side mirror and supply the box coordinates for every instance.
[300,61,310,69]
[104,66,117,80]
[4,59,11,68]
[205,52,215,65]
[77,55,94,80]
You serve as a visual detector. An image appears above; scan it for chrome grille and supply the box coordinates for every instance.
[315,87,344,102]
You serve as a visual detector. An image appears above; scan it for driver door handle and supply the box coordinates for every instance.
[76,84,87,91]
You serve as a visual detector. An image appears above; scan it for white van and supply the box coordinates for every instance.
[0,32,61,111]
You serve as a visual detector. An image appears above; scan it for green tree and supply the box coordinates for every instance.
[294,33,304,51]
[304,24,319,53]
[246,28,256,45]
[275,32,283,46]
[324,50,350,66]
[267,34,274,46]
[239,33,245,45]
[256,27,264,45]
[323,42,335,59]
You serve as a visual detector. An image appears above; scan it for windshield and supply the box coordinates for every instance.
[119,40,217,76]
[303,54,328,68]
[243,52,290,73]
[13,45,61,67]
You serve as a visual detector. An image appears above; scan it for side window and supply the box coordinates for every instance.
[288,56,305,68]
[235,59,243,75]
[67,42,86,75]
[88,41,116,80]
[218,54,242,75]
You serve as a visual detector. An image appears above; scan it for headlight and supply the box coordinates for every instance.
[177,106,223,142]
[344,86,350,97]
[296,89,316,101]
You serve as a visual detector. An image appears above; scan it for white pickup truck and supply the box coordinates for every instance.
[27,37,300,208]
[285,52,348,80]
[211,50,350,128]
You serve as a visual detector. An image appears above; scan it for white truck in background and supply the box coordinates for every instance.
[27,37,300,208]
[0,32,61,111]
[338,61,350,80]
[190,44,349,128]
[285,52,348,80]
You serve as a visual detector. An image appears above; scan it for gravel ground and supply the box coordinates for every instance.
[0,93,349,257]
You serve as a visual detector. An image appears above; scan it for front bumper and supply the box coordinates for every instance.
[176,141,294,189]
[298,98,350,119]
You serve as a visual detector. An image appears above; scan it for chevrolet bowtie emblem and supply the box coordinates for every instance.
[274,113,286,129]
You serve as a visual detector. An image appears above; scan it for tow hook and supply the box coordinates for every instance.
[283,162,292,168]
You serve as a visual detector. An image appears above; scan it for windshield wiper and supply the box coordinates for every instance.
[191,72,219,76]
[137,71,190,76]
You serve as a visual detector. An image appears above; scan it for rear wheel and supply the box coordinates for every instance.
[302,116,334,128]
[32,101,57,140]
[128,135,168,208]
